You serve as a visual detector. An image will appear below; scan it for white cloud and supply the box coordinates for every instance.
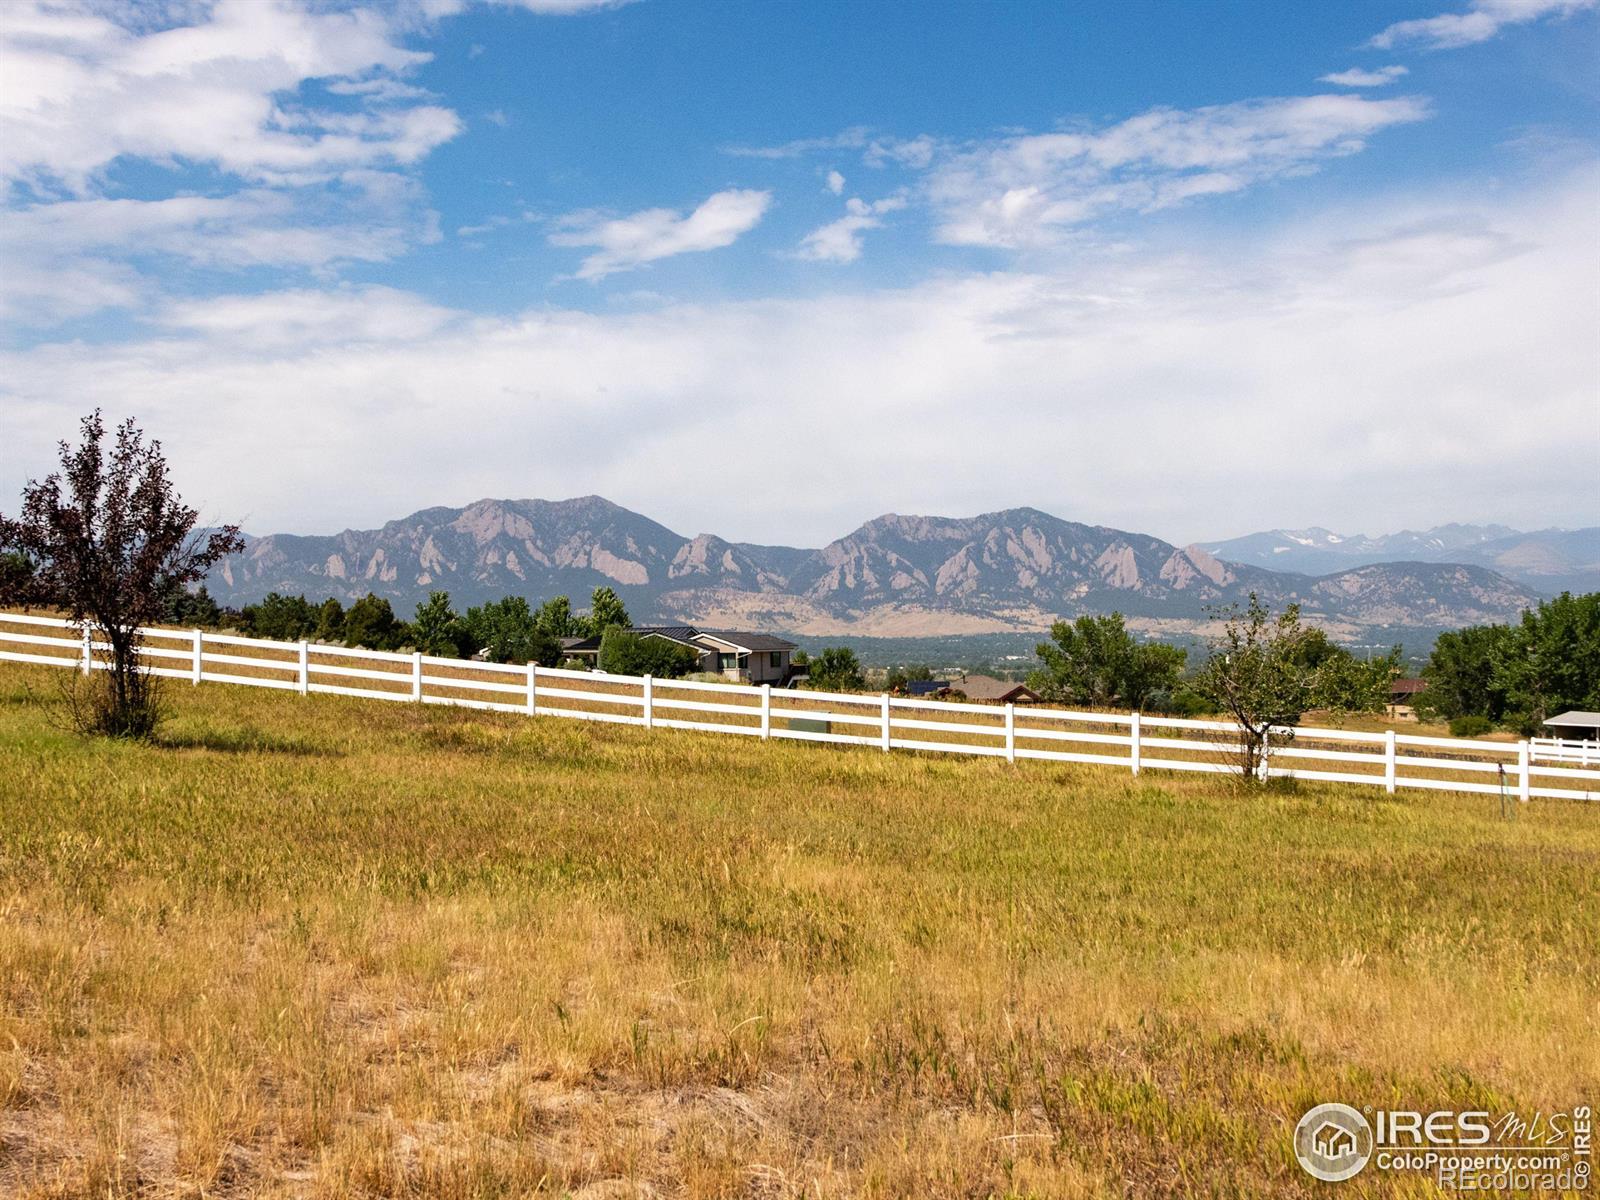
[3,170,1593,547]
[1370,0,1596,49]
[826,170,846,195]
[927,94,1430,248]
[0,0,460,190]
[419,0,633,14]
[863,135,939,170]
[797,194,907,263]
[725,127,872,159]
[0,1,461,320]
[1319,66,1410,87]
[727,128,941,169]
[550,189,773,279]
[0,178,439,321]
[158,286,459,346]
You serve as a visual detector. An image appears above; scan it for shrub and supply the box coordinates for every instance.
[1449,715,1494,738]
[597,629,698,678]
[808,647,865,692]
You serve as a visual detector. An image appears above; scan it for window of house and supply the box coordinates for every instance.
[718,652,736,670]
[769,651,781,668]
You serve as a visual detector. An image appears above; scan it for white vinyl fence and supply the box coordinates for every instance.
[3,610,1596,803]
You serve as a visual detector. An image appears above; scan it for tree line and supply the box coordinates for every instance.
[1025,606,1401,719]
[1417,591,1599,735]
[166,584,638,666]
[166,582,752,679]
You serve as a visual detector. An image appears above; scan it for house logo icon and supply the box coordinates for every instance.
[1294,1103,1373,1182]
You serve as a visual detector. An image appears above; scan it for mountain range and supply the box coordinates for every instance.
[1202,524,1600,595]
[207,497,1557,639]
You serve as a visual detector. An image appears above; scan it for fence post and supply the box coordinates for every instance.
[1518,740,1531,803]
[192,629,203,685]
[526,662,537,716]
[643,674,653,729]
[1005,702,1016,764]
[1257,728,1271,782]
[298,640,309,696]
[81,625,92,676]
[880,694,891,752]
[411,651,423,702]
[1130,712,1141,776]
[1384,729,1397,794]
[760,683,771,740]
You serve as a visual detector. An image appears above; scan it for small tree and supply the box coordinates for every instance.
[585,586,631,636]
[534,594,581,639]
[1308,641,1401,718]
[241,592,318,641]
[161,582,223,628]
[808,646,865,692]
[411,591,467,657]
[1194,594,1319,780]
[312,596,345,643]
[0,412,242,737]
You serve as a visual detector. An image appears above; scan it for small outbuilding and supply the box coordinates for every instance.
[1543,711,1600,742]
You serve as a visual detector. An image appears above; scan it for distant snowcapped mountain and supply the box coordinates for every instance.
[1204,524,1596,594]
[207,497,1546,637]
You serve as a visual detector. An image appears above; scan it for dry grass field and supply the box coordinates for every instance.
[1,660,1596,1198]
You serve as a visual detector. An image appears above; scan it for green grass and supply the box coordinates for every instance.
[1,662,1596,1197]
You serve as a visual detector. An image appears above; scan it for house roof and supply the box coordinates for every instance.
[947,674,1041,703]
[634,626,703,647]
[1545,711,1600,728]
[1389,678,1427,695]
[559,626,796,656]
[697,630,798,652]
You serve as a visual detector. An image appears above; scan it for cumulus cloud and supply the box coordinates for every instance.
[927,93,1430,248]
[0,0,459,190]
[1370,0,1595,49]
[1319,66,1410,87]
[0,1,463,320]
[797,194,907,263]
[826,170,846,195]
[3,170,1593,546]
[550,189,773,279]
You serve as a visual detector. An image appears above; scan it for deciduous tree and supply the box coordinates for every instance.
[1194,594,1318,780]
[0,412,242,737]
[1030,612,1186,710]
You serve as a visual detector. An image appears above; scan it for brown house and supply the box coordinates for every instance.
[942,674,1041,704]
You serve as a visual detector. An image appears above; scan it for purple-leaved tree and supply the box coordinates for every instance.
[0,412,243,737]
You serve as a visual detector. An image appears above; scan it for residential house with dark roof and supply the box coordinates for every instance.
[560,625,799,684]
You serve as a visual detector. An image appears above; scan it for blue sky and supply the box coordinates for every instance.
[1,0,1596,547]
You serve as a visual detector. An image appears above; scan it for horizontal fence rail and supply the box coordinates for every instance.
[2,611,1597,802]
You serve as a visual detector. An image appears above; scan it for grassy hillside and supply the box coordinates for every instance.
[1,662,1596,1197]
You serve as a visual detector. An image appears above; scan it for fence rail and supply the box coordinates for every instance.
[3,610,1597,802]
[1531,736,1599,767]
